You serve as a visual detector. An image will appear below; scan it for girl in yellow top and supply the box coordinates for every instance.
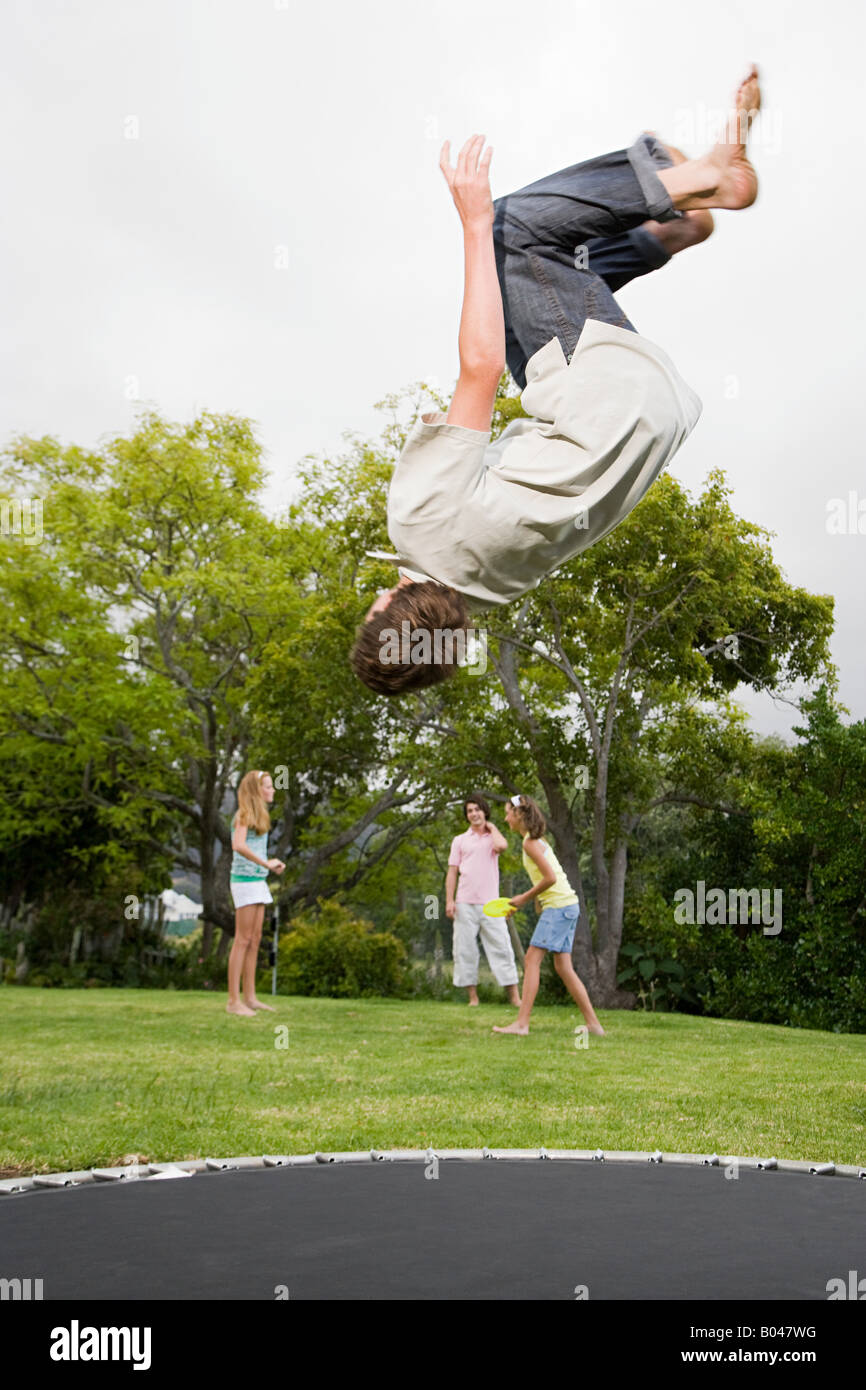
[493,794,604,1037]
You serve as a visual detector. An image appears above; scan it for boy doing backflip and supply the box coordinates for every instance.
[351,67,762,695]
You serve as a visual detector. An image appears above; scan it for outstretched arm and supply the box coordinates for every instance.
[439,134,505,430]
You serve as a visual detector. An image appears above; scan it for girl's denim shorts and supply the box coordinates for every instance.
[529,902,579,953]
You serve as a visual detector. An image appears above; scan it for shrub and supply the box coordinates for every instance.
[277,899,410,999]
[687,922,866,1033]
[616,942,697,1011]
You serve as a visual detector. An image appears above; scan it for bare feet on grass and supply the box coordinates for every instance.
[227,1001,256,1017]
[245,998,275,1012]
[492,1020,605,1037]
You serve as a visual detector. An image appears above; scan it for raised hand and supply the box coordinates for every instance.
[439,134,494,230]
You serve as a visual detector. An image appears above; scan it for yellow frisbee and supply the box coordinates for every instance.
[483,897,515,917]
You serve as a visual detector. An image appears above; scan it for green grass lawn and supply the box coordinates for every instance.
[2,988,865,1174]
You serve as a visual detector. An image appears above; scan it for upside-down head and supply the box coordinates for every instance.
[350,580,470,695]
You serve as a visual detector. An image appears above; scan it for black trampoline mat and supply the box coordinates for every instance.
[2,1161,864,1300]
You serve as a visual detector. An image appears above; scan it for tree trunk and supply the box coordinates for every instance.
[200,918,215,957]
[594,839,635,1008]
[14,939,28,982]
[196,742,235,937]
[548,800,634,1009]
[507,918,525,968]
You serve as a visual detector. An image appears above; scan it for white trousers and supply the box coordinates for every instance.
[452,903,519,987]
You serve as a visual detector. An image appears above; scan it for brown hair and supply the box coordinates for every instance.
[234,769,271,835]
[506,794,546,840]
[463,793,490,820]
[350,581,470,696]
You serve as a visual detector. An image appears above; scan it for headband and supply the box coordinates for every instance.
[511,794,522,806]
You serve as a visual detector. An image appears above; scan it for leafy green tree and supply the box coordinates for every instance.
[1,412,320,950]
[629,688,866,1030]
[0,437,177,953]
[747,686,866,928]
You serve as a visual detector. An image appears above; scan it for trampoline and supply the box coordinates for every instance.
[2,1148,864,1301]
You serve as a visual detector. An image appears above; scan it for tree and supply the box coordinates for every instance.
[0,435,177,945]
[747,686,866,930]
[625,688,866,1031]
[1,412,311,950]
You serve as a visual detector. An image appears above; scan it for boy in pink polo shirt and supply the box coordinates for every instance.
[445,794,520,1007]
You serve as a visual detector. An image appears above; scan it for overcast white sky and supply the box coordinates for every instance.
[2,0,864,738]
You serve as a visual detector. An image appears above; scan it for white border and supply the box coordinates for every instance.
[2,1148,865,1195]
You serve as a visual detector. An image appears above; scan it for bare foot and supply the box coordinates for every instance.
[703,64,762,209]
[468,999,479,1007]
[245,999,275,1012]
[492,1021,530,1035]
[642,208,714,253]
[587,1023,606,1036]
[226,1001,256,1017]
